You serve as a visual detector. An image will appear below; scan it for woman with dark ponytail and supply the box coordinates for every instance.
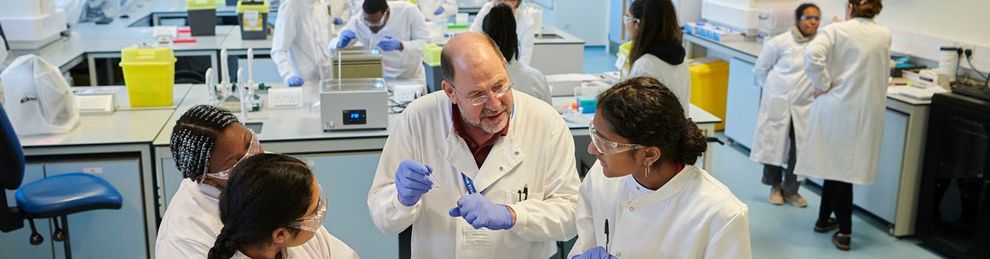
[569,77,751,259]
[208,153,358,259]
[797,0,888,251]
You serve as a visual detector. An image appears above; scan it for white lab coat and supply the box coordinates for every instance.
[507,61,551,104]
[367,91,580,259]
[336,1,429,80]
[749,30,815,167]
[570,162,752,259]
[330,0,352,24]
[470,2,536,66]
[623,54,691,113]
[272,0,336,84]
[795,18,891,185]
[416,0,458,22]
[156,179,359,259]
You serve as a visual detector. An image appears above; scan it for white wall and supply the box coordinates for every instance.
[540,0,609,46]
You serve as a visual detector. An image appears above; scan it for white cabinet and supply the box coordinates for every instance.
[725,58,760,148]
[854,109,908,223]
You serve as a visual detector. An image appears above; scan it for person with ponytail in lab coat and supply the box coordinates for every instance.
[797,0,889,251]
[569,77,751,259]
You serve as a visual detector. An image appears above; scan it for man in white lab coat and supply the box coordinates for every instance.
[367,32,580,258]
[271,0,335,86]
[470,0,537,65]
[335,0,429,80]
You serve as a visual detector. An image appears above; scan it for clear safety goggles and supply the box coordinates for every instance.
[289,184,328,232]
[589,122,645,155]
[202,129,262,181]
[362,9,389,27]
[622,15,640,24]
[800,15,821,21]
[451,82,513,107]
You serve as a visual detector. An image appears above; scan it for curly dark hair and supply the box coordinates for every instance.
[597,77,707,165]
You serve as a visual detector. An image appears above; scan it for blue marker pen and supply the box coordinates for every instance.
[460,172,477,194]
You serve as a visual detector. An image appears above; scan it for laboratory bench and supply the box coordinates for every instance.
[1,85,194,259]
[684,34,932,237]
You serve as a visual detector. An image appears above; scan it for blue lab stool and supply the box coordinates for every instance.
[0,105,122,259]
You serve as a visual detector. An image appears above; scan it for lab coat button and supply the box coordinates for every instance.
[616,252,622,257]
[514,151,519,156]
[499,166,504,171]
[628,207,635,212]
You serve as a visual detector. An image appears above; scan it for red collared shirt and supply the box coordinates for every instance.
[451,104,510,168]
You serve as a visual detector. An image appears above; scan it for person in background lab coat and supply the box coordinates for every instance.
[366,32,579,258]
[749,3,821,208]
[156,105,357,259]
[417,0,458,22]
[481,3,550,104]
[272,0,336,87]
[470,0,536,65]
[569,77,751,259]
[796,0,889,251]
[621,0,690,112]
[207,154,358,259]
[336,0,429,80]
[330,0,353,26]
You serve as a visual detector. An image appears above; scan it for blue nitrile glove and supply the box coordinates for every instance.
[337,30,357,48]
[333,17,345,25]
[395,160,434,206]
[286,76,304,87]
[448,193,514,230]
[571,246,617,259]
[377,36,402,51]
[434,6,445,15]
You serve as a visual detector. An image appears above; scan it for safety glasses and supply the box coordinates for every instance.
[622,15,640,24]
[589,122,645,155]
[450,82,513,107]
[362,9,389,27]
[202,129,262,181]
[290,184,328,232]
[800,15,821,21]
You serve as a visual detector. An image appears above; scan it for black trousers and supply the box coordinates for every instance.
[818,180,853,234]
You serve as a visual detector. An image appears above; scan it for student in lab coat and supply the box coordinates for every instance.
[207,154,358,259]
[366,32,580,258]
[156,105,357,259]
[336,0,429,80]
[796,0,889,251]
[272,0,336,86]
[569,77,752,259]
[621,0,690,112]
[417,0,458,22]
[470,0,536,65]
[481,3,551,104]
[749,3,821,208]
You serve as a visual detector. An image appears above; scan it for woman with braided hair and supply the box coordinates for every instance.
[156,105,357,258]
[569,77,751,259]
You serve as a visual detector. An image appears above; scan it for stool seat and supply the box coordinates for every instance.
[14,173,122,218]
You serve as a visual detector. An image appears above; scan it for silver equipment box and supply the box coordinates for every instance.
[319,78,388,131]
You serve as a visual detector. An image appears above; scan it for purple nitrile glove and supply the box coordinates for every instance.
[448,193,514,230]
[337,30,357,48]
[571,246,617,259]
[377,36,402,51]
[395,160,433,206]
[286,76,304,87]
